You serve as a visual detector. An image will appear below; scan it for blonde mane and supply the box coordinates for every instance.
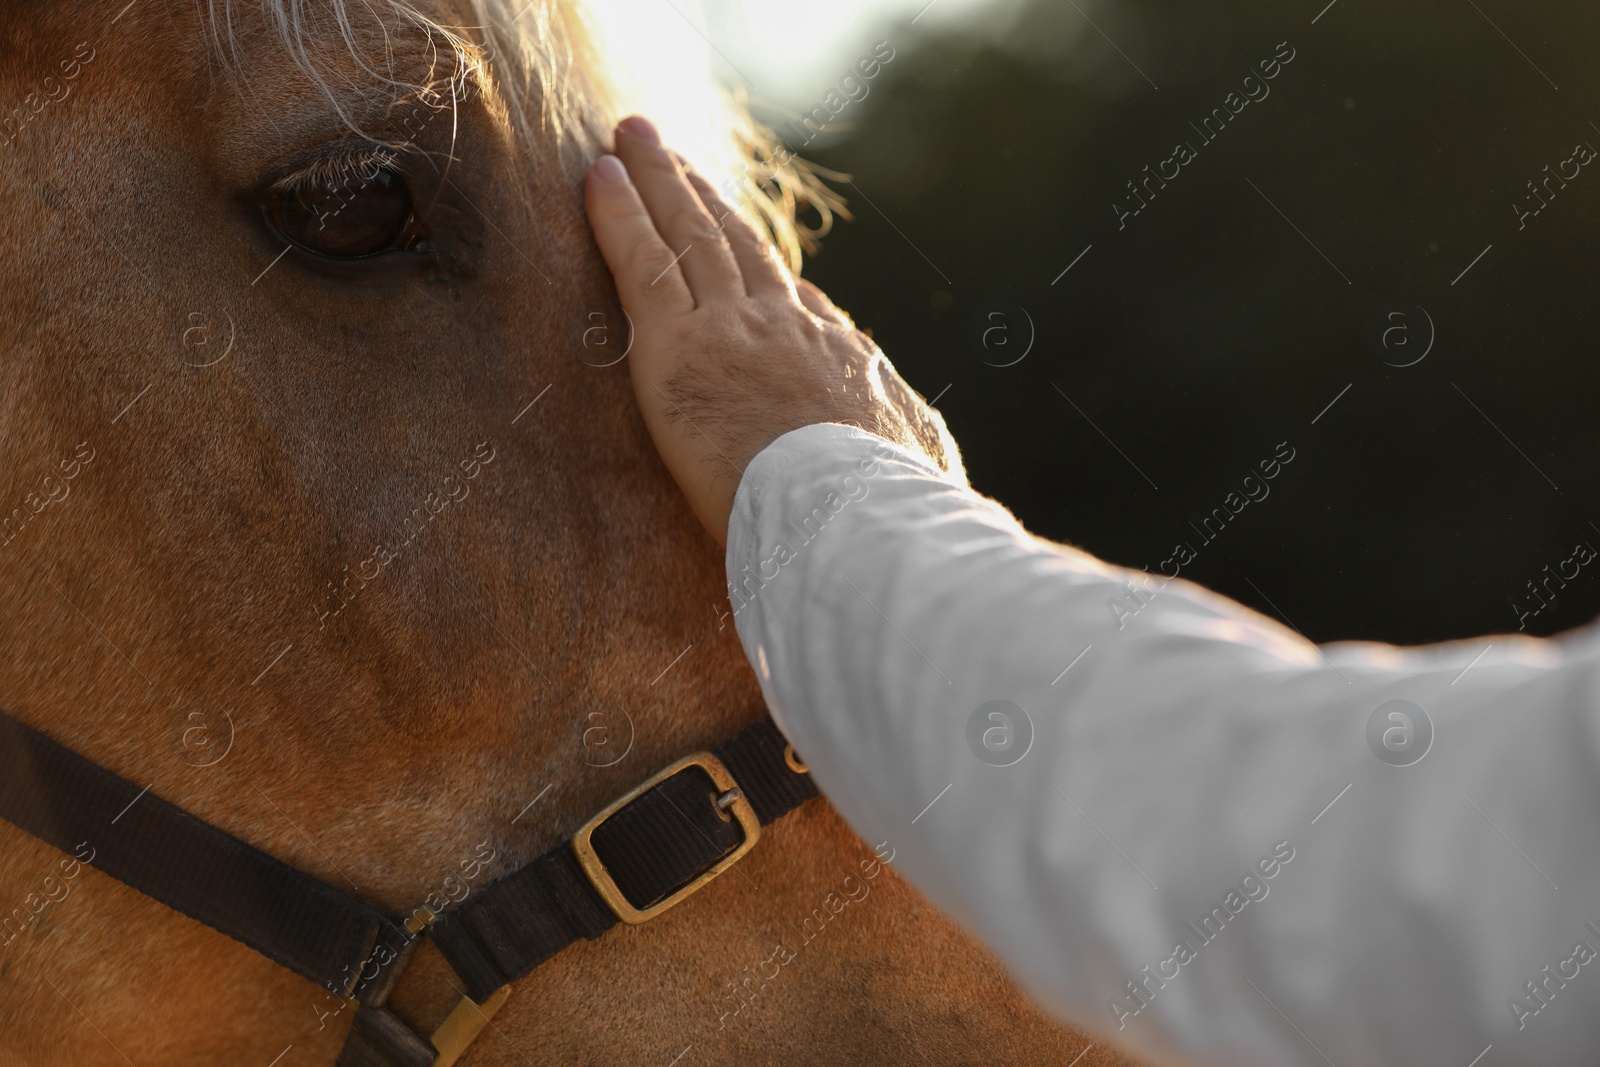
[204,0,843,269]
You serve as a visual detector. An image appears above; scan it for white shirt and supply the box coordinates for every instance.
[725,423,1600,1067]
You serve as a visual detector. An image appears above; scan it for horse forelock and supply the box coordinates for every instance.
[202,1,605,165]
[203,0,838,269]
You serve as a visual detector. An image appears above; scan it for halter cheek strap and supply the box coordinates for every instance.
[0,710,817,1066]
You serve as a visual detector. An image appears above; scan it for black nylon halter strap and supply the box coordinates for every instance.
[0,708,818,1064]
[429,716,819,1002]
[0,708,400,1003]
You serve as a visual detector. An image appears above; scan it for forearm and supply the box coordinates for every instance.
[728,423,1600,1066]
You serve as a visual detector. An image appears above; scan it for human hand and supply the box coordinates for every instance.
[583,115,963,545]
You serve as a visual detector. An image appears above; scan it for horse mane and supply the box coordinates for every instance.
[202,0,845,270]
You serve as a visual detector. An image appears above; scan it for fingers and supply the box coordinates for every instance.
[585,114,837,324]
[681,169,793,299]
[614,117,745,304]
[584,152,694,318]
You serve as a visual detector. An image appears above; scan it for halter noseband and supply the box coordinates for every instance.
[0,710,816,1066]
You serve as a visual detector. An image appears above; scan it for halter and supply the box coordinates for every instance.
[0,709,816,1065]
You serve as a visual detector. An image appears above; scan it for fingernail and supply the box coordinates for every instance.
[592,154,627,183]
[618,115,661,145]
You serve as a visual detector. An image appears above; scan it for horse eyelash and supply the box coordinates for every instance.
[272,146,405,194]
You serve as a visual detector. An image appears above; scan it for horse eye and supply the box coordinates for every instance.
[264,167,424,259]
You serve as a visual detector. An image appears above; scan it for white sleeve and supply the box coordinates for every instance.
[725,422,1600,1067]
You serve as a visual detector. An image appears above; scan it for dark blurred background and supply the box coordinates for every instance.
[749,0,1600,646]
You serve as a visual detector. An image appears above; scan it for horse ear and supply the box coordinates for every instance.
[724,89,851,276]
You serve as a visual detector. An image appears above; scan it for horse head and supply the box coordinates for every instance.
[0,3,1116,1062]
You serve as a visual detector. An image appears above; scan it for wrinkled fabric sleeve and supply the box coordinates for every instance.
[726,422,1600,1067]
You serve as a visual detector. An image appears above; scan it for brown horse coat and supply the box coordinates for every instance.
[0,3,1142,1063]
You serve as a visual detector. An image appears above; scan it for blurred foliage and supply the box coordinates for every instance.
[770,0,1600,645]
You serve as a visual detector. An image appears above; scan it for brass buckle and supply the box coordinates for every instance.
[396,907,512,1067]
[430,985,511,1067]
[571,752,761,925]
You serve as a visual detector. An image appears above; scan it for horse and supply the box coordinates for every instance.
[0,2,1139,1063]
